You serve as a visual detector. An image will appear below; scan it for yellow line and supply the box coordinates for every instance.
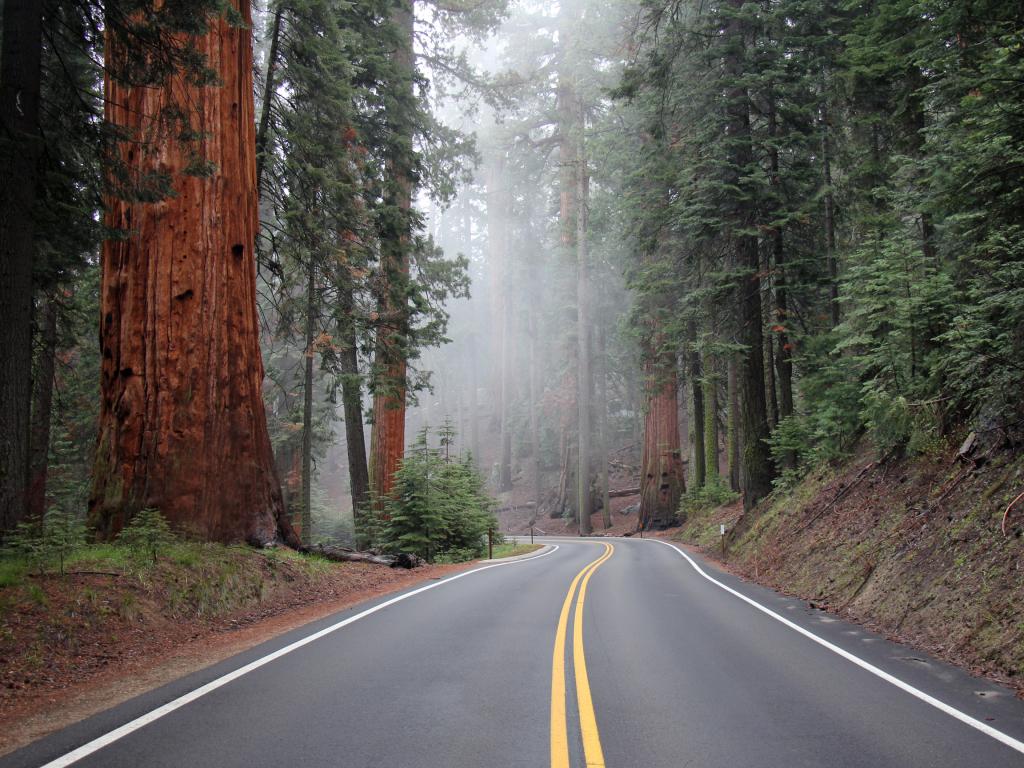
[551,543,613,768]
[573,544,613,767]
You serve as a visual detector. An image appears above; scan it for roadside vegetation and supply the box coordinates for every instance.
[487,543,543,560]
[674,437,1024,694]
[361,424,501,564]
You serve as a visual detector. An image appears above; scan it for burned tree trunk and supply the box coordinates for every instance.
[91,2,298,546]
[639,353,685,530]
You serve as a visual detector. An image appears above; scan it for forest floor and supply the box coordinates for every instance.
[0,545,472,756]
[674,437,1024,698]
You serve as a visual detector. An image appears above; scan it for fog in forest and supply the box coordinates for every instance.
[292,1,645,541]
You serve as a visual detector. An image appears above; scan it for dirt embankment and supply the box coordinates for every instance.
[677,438,1024,695]
[0,545,470,755]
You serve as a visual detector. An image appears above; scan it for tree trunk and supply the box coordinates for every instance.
[725,3,774,510]
[576,149,593,535]
[727,356,741,491]
[765,322,778,429]
[821,95,840,328]
[528,310,542,520]
[255,2,284,194]
[688,322,706,489]
[597,327,611,529]
[301,260,316,545]
[369,0,414,504]
[488,153,513,492]
[767,88,795,469]
[0,0,44,533]
[338,277,369,516]
[27,293,58,523]
[639,356,685,529]
[91,2,298,546]
[556,0,587,531]
[702,349,719,484]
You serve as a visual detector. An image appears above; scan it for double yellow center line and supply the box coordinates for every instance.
[551,543,614,768]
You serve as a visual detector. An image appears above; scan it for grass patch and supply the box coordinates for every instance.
[487,543,543,559]
[0,556,31,588]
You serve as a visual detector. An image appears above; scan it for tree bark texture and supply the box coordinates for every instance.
[0,0,44,532]
[369,0,414,504]
[639,356,685,529]
[91,2,298,546]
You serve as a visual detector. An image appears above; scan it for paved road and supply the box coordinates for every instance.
[4,537,1024,767]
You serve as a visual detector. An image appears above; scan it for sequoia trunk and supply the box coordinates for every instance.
[639,356,685,529]
[369,0,414,503]
[91,2,297,546]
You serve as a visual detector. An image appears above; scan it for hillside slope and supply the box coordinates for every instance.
[676,439,1024,695]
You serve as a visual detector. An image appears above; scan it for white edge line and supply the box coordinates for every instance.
[647,537,1024,756]
[38,544,560,768]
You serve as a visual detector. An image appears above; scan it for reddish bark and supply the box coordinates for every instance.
[90,2,297,546]
[369,0,413,504]
[638,357,685,529]
[370,362,407,503]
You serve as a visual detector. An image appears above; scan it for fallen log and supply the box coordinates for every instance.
[608,487,640,498]
[303,544,424,569]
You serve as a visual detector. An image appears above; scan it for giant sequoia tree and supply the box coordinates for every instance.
[91,2,296,545]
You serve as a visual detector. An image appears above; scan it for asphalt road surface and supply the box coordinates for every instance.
[5,537,1024,767]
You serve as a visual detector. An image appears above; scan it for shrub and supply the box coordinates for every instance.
[118,507,177,563]
[678,480,739,519]
[379,425,499,562]
[3,508,87,576]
